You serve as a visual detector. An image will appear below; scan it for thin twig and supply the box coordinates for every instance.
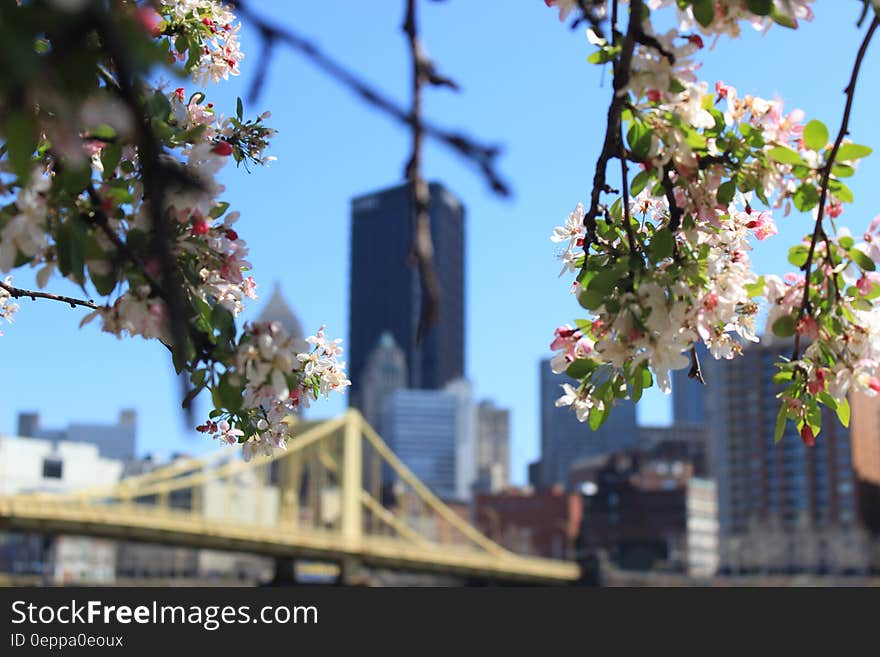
[230,0,509,196]
[792,14,879,360]
[581,0,641,248]
[93,10,196,419]
[0,280,98,310]
[403,0,441,342]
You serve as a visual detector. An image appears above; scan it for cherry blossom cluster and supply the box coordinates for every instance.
[199,323,351,459]
[150,1,244,86]
[0,0,346,457]
[0,277,18,336]
[546,0,880,444]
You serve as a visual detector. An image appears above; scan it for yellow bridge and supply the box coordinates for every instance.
[0,410,580,585]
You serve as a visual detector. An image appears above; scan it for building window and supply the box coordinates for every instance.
[42,458,63,479]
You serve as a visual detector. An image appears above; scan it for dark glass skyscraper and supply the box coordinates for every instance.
[348,182,465,410]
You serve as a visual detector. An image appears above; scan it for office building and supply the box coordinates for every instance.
[686,478,720,577]
[639,424,709,476]
[538,357,638,488]
[359,332,407,433]
[474,400,511,493]
[348,182,465,409]
[381,381,474,501]
[474,486,581,560]
[0,433,124,583]
[17,409,137,462]
[569,448,692,571]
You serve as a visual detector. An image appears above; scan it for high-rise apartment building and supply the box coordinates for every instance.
[348,182,465,409]
[538,357,638,489]
[705,338,871,572]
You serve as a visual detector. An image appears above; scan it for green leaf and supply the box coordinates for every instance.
[774,406,787,443]
[146,91,171,121]
[209,201,230,219]
[836,396,851,428]
[218,375,243,412]
[89,266,117,296]
[817,391,838,410]
[835,143,872,162]
[850,248,876,272]
[236,96,244,120]
[627,121,653,160]
[747,0,773,15]
[828,179,854,203]
[566,358,594,380]
[773,370,794,384]
[588,267,621,294]
[630,169,652,196]
[744,276,766,298]
[788,244,810,268]
[588,404,609,431]
[803,120,829,151]
[772,315,797,338]
[651,227,675,261]
[56,163,92,196]
[767,145,806,166]
[839,235,854,250]
[100,144,122,178]
[792,184,819,212]
[2,112,39,182]
[691,0,714,26]
[770,7,797,28]
[577,289,604,311]
[211,302,236,341]
[832,163,856,178]
[716,180,736,205]
[587,47,619,65]
[631,372,644,403]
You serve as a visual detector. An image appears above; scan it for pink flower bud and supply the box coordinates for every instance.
[212,141,233,156]
[800,425,815,447]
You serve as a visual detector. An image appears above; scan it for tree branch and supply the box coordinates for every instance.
[230,0,509,196]
[93,10,199,419]
[0,280,98,310]
[792,14,879,360]
[403,0,441,342]
[581,0,641,249]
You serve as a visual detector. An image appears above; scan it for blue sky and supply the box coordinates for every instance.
[2,1,879,483]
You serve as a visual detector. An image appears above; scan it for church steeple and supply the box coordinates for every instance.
[257,282,306,349]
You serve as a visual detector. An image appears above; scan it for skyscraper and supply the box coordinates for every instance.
[538,357,639,489]
[381,384,470,501]
[705,338,870,572]
[348,182,465,410]
[359,332,407,433]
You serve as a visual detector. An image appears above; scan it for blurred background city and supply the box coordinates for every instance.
[2,2,880,586]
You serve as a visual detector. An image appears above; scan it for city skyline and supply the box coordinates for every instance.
[3,4,879,484]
